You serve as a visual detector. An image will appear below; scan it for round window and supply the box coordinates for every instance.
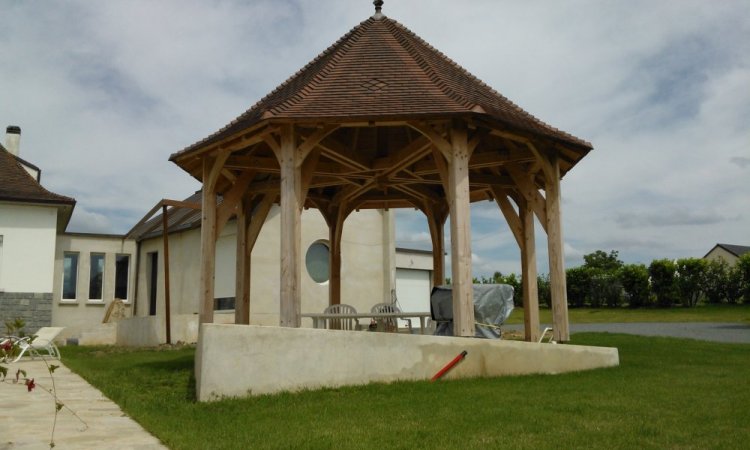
[305,241,330,283]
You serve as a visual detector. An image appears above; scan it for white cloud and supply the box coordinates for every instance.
[2,0,748,277]
[66,207,115,234]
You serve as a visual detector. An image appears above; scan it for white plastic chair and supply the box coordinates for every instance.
[323,304,360,331]
[370,303,412,333]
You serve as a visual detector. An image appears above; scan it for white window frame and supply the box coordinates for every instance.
[0,235,4,292]
[88,253,105,302]
[114,253,131,302]
[62,252,79,301]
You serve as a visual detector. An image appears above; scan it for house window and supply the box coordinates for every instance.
[0,235,4,290]
[305,240,330,284]
[63,252,79,300]
[89,253,105,300]
[115,254,130,300]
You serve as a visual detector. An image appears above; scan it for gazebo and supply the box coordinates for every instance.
[169,1,592,343]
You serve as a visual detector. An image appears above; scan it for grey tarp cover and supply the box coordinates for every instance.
[430,284,514,338]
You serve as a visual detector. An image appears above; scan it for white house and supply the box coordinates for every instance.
[117,191,400,344]
[0,126,75,333]
[1,125,434,344]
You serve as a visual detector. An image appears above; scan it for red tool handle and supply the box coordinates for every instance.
[430,350,468,382]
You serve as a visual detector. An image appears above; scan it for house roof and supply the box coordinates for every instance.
[0,144,75,207]
[170,11,591,162]
[126,191,208,241]
[706,243,750,258]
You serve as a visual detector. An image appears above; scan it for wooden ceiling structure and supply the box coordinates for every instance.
[169,2,592,342]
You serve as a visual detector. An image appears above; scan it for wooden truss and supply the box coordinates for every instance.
[172,117,588,342]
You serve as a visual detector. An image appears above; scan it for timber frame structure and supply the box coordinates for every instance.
[169,3,592,342]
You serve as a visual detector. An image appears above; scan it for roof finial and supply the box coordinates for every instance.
[373,0,384,18]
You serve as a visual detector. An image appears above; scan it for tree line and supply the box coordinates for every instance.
[471,250,750,308]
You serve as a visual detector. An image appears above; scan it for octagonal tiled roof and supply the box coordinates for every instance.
[172,12,591,161]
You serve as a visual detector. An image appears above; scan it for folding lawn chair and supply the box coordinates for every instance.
[2,327,65,362]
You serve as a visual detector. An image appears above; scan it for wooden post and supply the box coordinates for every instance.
[237,194,275,324]
[426,205,447,287]
[321,205,349,307]
[162,204,172,344]
[234,197,250,325]
[491,187,539,342]
[519,197,540,342]
[328,214,343,306]
[278,124,302,327]
[199,158,219,324]
[448,122,474,337]
[545,153,569,341]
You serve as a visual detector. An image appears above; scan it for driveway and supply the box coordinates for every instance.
[505,322,750,344]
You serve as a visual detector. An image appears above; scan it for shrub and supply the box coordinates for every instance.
[726,266,743,304]
[736,254,750,303]
[703,259,729,304]
[619,263,651,308]
[675,258,707,307]
[589,270,624,308]
[649,259,678,307]
[566,266,592,308]
[500,273,523,307]
[538,274,551,308]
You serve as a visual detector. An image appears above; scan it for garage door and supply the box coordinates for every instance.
[395,268,431,319]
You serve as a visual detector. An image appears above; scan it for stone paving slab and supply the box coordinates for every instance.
[0,359,166,450]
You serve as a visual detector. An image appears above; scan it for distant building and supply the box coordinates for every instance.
[703,243,750,266]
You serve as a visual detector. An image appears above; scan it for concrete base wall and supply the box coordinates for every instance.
[116,312,235,347]
[0,292,52,333]
[77,323,118,346]
[195,324,620,401]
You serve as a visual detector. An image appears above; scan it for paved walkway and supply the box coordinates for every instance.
[505,322,750,344]
[0,359,166,450]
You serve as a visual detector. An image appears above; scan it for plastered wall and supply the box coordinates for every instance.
[134,207,394,326]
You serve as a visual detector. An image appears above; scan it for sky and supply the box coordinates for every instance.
[1,0,748,277]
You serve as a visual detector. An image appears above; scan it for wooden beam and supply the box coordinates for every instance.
[408,121,452,163]
[278,124,302,328]
[424,203,448,287]
[161,199,202,210]
[317,135,371,172]
[199,158,219,324]
[325,206,350,306]
[448,121,474,337]
[301,147,321,201]
[264,134,281,160]
[171,124,277,166]
[216,170,256,236]
[372,136,432,172]
[506,164,548,232]
[432,147,449,199]
[491,187,523,249]
[234,197,250,325]
[247,194,275,250]
[518,196,540,342]
[162,205,172,344]
[544,153,569,342]
[525,141,556,181]
[297,125,338,164]
[224,155,280,172]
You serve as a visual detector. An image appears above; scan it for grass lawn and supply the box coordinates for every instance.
[62,334,750,449]
[505,303,750,325]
